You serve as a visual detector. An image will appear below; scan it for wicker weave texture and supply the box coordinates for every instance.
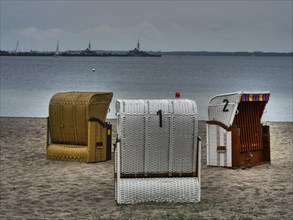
[116,99,197,115]
[47,92,113,163]
[46,144,88,162]
[208,91,270,128]
[117,177,200,204]
[116,99,198,174]
[208,92,242,127]
[115,134,201,204]
[119,116,145,173]
[207,124,232,167]
[49,92,113,145]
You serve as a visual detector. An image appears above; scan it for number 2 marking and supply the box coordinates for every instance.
[223,99,229,112]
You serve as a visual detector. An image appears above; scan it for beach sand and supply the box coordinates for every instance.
[0,117,292,219]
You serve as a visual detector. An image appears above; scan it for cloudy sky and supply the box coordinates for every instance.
[1,0,292,52]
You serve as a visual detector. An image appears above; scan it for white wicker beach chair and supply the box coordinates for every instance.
[207,91,270,168]
[115,99,201,204]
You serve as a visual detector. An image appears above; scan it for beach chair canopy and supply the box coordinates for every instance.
[49,91,113,145]
[208,91,270,128]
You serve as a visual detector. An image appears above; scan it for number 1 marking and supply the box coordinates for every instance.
[157,110,162,127]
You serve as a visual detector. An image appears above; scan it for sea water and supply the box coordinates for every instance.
[0,56,292,121]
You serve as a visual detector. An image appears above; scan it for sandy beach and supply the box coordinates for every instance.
[0,117,292,219]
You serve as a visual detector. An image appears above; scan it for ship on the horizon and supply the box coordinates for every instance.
[76,39,161,57]
[0,39,161,57]
[126,39,161,57]
[54,41,59,57]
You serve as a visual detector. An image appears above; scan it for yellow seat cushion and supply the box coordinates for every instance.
[46,144,88,162]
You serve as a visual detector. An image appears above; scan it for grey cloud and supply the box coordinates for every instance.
[1,1,292,52]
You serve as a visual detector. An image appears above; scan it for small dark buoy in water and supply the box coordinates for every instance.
[175,91,181,98]
[92,68,95,72]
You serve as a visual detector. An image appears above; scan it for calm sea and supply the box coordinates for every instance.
[0,56,292,121]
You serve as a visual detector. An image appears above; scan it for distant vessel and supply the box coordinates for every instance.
[14,41,19,55]
[80,40,98,56]
[126,39,161,57]
[54,41,59,57]
[0,39,161,57]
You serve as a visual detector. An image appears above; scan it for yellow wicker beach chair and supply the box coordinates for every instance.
[46,92,113,162]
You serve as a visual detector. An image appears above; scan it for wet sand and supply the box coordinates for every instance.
[0,117,292,219]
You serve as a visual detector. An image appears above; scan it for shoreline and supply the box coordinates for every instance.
[0,117,292,219]
[0,116,292,123]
